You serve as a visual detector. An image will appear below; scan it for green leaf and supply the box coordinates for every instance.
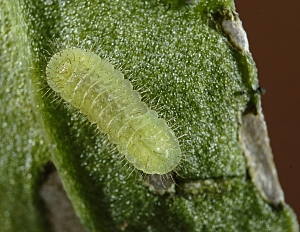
[0,0,298,231]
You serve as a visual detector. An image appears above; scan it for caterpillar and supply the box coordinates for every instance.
[221,12,249,53]
[45,47,182,175]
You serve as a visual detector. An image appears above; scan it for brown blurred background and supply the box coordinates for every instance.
[235,1,300,219]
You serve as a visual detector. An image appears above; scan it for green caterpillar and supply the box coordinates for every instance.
[46,48,182,175]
